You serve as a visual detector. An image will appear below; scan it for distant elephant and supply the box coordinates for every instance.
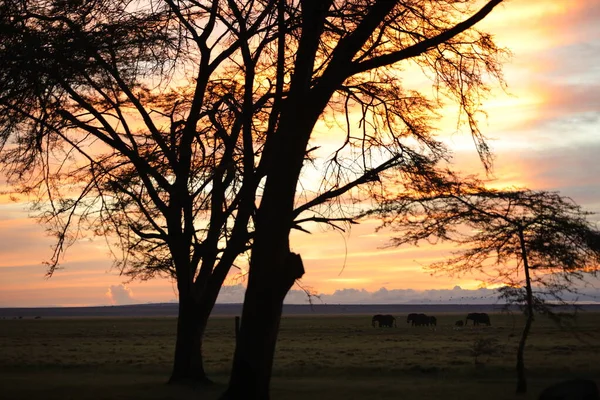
[372,314,383,327]
[372,314,396,328]
[465,312,491,326]
[538,379,599,400]
[407,313,429,326]
[455,320,464,327]
[406,313,418,324]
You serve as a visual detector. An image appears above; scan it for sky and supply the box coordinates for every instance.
[1,0,600,307]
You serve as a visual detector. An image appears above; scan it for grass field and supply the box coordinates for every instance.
[1,312,599,399]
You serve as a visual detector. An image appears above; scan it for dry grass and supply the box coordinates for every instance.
[0,311,599,399]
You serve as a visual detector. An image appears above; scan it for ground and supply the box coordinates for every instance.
[0,312,598,399]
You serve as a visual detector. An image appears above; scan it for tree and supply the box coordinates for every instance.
[0,0,507,396]
[374,181,600,393]
[0,0,273,384]
[220,1,507,398]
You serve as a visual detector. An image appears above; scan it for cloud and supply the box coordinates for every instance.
[450,141,600,215]
[214,283,600,305]
[105,284,135,305]
[468,0,600,154]
[489,143,600,213]
[311,286,500,305]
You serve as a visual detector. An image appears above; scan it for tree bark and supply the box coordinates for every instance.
[219,5,333,397]
[220,253,304,400]
[168,292,211,385]
[516,227,535,394]
[516,311,533,394]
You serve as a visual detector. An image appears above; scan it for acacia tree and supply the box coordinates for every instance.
[221,1,507,398]
[0,0,277,384]
[0,0,508,395]
[374,182,600,393]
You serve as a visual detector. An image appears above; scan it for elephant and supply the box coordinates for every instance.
[406,313,418,324]
[538,379,599,400]
[407,313,429,326]
[372,314,383,327]
[372,314,396,328]
[465,312,491,326]
[455,320,464,327]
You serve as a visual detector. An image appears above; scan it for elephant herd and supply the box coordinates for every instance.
[371,312,492,328]
[406,313,436,326]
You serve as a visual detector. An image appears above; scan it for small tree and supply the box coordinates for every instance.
[470,337,501,366]
[376,182,600,393]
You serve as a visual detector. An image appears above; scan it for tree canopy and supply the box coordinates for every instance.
[376,182,600,301]
[0,0,506,279]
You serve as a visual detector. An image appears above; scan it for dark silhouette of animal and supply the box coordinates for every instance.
[372,314,382,327]
[372,314,396,328]
[538,379,599,400]
[406,313,418,324]
[428,316,437,326]
[455,320,464,327]
[407,313,430,326]
[465,312,491,326]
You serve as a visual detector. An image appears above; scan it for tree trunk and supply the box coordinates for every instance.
[221,253,304,400]
[516,227,535,394]
[219,6,329,392]
[168,292,211,385]
[516,310,533,394]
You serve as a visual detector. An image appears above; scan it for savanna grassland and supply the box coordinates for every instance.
[0,312,599,399]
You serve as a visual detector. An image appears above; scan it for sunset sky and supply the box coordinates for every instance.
[1,0,600,307]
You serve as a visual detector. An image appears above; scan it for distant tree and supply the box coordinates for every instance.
[375,181,600,394]
[470,337,501,366]
[0,0,507,397]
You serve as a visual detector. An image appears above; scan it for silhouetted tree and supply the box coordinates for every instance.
[0,0,272,384]
[375,181,600,394]
[0,0,507,396]
[220,1,507,398]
